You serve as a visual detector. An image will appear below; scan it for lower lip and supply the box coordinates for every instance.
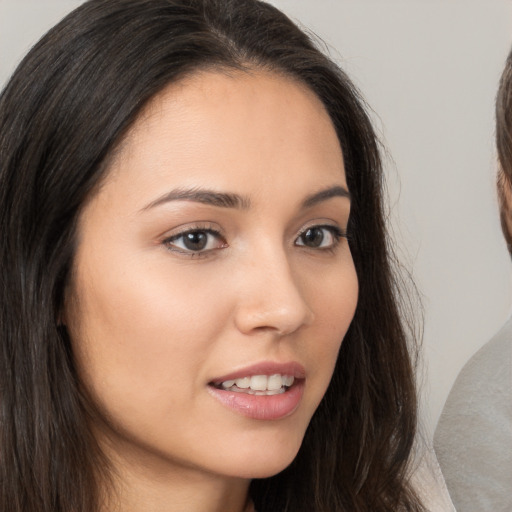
[207,381,305,420]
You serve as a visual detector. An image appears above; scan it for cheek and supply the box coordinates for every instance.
[302,258,358,404]
[311,251,358,339]
[65,265,238,466]
[65,255,233,415]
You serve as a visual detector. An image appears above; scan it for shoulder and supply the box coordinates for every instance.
[441,318,511,409]
[435,316,512,438]
[434,318,512,511]
[458,318,511,383]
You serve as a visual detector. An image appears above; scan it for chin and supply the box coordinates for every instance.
[219,430,305,480]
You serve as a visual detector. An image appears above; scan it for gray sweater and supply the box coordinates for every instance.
[434,317,512,512]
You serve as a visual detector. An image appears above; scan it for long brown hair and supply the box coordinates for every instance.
[0,1,423,510]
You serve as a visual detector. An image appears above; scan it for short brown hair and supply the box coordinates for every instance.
[496,48,512,254]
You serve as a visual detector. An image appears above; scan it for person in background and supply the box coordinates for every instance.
[434,47,512,512]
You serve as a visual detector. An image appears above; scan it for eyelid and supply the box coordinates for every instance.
[161,222,227,256]
[159,221,223,239]
[294,222,347,249]
[296,220,347,238]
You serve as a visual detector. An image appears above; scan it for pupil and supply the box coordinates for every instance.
[184,232,207,251]
[303,228,324,247]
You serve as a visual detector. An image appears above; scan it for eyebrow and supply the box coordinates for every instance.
[141,187,251,211]
[301,185,351,209]
[141,184,350,212]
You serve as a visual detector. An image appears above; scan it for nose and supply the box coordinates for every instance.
[233,247,315,337]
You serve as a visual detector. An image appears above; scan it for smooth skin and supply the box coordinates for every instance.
[64,70,359,512]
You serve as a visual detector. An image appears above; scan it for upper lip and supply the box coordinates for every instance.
[210,361,306,385]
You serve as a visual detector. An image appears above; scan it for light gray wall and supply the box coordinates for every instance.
[267,0,512,434]
[1,0,511,435]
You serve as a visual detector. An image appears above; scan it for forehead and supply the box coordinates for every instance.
[98,69,346,210]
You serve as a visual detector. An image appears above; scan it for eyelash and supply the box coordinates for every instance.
[162,224,226,257]
[295,224,346,253]
[162,224,347,257]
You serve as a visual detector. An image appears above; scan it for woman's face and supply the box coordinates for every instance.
[65,70,358,482]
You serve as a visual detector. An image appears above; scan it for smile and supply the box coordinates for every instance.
[208,362,305,420]
[216,374,295,395]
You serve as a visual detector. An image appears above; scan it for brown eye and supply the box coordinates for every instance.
[182,231,208,251]
[164,229,226,253]
[295,225,344,249]
[300,227,325,247]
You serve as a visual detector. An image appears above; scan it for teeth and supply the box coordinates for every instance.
[220,374,295,392]
[283,375,294,387]
[267,374,283,390]
[250,375,267,391]
[235,377,250,389]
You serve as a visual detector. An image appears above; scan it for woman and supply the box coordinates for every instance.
[0,0,440,510]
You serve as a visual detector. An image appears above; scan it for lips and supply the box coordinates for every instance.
[207,361,305,420]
